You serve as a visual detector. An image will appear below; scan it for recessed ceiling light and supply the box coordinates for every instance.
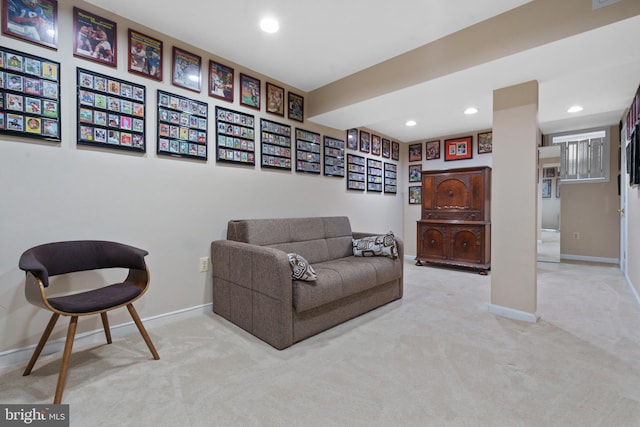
[567,105,583,113]
[464,107,478,115]
[260,17,280,33]
[405,120,417,127]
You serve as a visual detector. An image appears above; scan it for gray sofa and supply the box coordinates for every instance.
[210,216,403,349]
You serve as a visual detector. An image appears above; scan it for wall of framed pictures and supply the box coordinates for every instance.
[260,118,291,170]
[295,128,321,174]
[323,135,345,177]
[157,90,208,160]
[0,46,61,141]
[77,68,145,152]
[215,105,255,165]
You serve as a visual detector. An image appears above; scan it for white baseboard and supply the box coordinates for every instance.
[560,254,619,264]
[623,271,640,310]
[488,304,539,323]
[0,303,213,369]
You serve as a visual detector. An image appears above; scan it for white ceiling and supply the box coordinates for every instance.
[86,0,640,142]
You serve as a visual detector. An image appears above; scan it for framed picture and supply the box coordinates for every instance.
[392,141,400,160]
[477,131,493,154]
[128,29,162,81]
[382,138,391,158]
[542,178,552,198]
[346,128,358,150]
[209,60,234,102]
[266,82,284,116]
[444,136,472,161]
[73,7,117,67]
[409,186,422,204]
[172,47,201,92]
[2,0,58,49]
[359,130,370,153]
[288,91,304,122]
[426,140,440,160]
[409,164,422,182]
[409,143,422,162]
[544,167,556,178]
[240,73,260,110]
[371,134,381,156]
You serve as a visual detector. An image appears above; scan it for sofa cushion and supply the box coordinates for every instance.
[352,231,398,258]
[293,256,400,313]
[287,253,317,281]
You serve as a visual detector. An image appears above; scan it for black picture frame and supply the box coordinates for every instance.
[157,89,208,161]
[77,68,146,153]
[0,46,61,142]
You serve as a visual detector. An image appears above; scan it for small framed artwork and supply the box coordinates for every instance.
[544,167,556,178]
[477,131,493,154]
[392,141,400,160]
[128,29,162,81]
[73,7,117,67]
[409,143,422,162]
[288,91,304,122]
[444,136,473,161]
[240,73,260,110]
[409,164,422,182]
[382,138,391,158]
[371,134,381,156]
[359,130,370,153]
[425,140,440,160]
[542,178,552,198]
[266,82,284,116]
[172,47,201,92]
[409,186,422,204]
[209,60,234,102]
[2,0,58,49]
[346,128,358,150]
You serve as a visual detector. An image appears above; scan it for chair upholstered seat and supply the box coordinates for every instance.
[47,283,142,313]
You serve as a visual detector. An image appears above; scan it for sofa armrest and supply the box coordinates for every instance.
[210,240,294,349]
[352,232,404,261]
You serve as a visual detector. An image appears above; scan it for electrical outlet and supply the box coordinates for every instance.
[199,257,209,272]
[573,232,580,240]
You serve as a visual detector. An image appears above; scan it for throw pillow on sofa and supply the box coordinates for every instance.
[352,231,398,259]
[287,253,317,281]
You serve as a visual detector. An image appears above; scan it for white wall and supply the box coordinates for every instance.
[0,2,404,354]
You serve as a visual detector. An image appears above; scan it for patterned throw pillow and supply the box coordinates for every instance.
[287,253,317,281]
[352,231,398,259]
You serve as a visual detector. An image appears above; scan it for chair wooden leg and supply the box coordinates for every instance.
[24,313,60,376]
[54,316,78,404]
[100,312,112,344]
[126,304,160,360]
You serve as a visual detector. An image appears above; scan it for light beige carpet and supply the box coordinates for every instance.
[1,260,639,426]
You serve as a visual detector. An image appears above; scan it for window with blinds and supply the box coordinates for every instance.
[552,129,609,182]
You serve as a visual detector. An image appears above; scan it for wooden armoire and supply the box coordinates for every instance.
[416,166,491,273]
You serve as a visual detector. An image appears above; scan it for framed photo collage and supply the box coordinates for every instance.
[0,47,60,141]
[77,68,145,152]
[157,90,208,160]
